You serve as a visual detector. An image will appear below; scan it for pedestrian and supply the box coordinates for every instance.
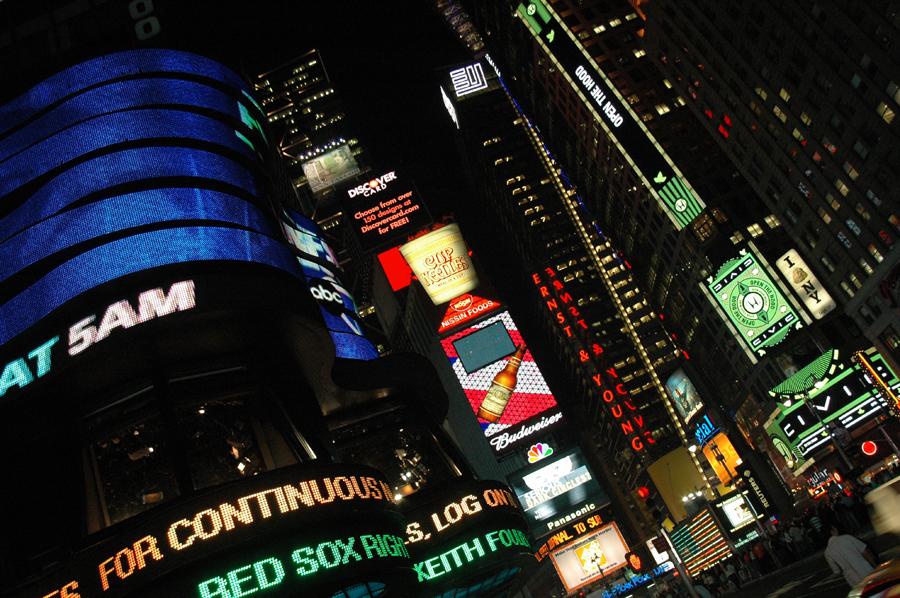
[823,525,877,587]
[724,559,740,588]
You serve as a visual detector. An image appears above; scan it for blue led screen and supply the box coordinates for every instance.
[0,49,376,362]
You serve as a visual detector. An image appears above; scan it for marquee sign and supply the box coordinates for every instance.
[17,464,410,597]
[706,248,802,359]
[515,0,705,230]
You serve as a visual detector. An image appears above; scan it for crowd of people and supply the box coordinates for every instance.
[649,482,885,598]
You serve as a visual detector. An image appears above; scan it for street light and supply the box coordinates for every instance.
[784,375,854,471]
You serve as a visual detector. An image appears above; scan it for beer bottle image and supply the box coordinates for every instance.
[477,345,527,423]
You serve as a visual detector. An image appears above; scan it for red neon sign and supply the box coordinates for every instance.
[861,441,877,456]
[532,268,655,452]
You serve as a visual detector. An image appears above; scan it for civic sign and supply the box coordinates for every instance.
[515,0,705,230]
[766,348,899,459]
[706,248,802,359]
[776,249,836,320]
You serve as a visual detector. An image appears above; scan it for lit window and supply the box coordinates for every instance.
[834,179,850,196]
[755,87,768,100]
[675,97,687,106]
[747,223,764,237]
[765,214,781,228]
[868,243,884,262]
[829,194,841,211]
[627,93,640,105]
[609,18,622,27]
[594,24,607,34]
[877,101,895,123]
[850,273,863,288]
[821,255,836,272]
[851,73,862,89]
[730,231,744,244]
[663,79,673,89]
[633,48,647,58]
[822,136,838,154]
[859,258,874,275]
[779,87,791,102]
[656,103,671,115]
[773,105,788,123]
[800,112,812,126]
[840,281,855,297]
[817,207,832,224]
[887,81,900,104]
[625,12,638,20]
[843,161,860,180]
[792,128,806,143]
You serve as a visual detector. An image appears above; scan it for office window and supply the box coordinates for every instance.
[747,223,764,237]
[800,112,812,126]
[887,81,900,104]
[877,101,895,123]
[773,105,788,123]
[779,87,791,102]
[834,178,850,197]
[859,258,874,276]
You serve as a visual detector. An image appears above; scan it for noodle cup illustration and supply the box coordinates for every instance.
[400,224,478,305]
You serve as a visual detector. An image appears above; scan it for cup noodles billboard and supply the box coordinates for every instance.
[440,310,563,455]
[400,224,478,305]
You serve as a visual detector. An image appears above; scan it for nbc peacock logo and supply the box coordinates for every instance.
[527,442,554,463]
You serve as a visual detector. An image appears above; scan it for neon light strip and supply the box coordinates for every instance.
[0,49,263,137]
[1,188,274,282]
[0,109,254,198]
[0,148,258,242]
[0,227,300,345]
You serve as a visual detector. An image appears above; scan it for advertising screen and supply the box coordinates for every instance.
[766,348,898,459]
[701,432,742,486]
[400,224,478,305]
[0,50,308,379]
[515,0,705,230]
[452,321,516,374]
[670,508,733,576]
[706,248,802,359]
[440,310,563,455]
[283,212,379,361]
[301,144,361,194]
[509,448,609,538]
[664,369,704,424]
[776,249,836,320]
[548,522,629,593]
[346,170,432,252]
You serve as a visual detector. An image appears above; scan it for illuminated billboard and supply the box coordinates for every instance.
[301,143,361,194]
[765,348,898,460]
[701,433,742,486]
[669,508,733,576]
[440,310,563,455]
[0,50,319,397]
[346,170,432,252]
[776,249,836,320]
[548,522,629,593]
[509,448,609,538]
[706,248,802,359]
[282,212,378,360]
[664,369,705,424]
[515,0,705,230]
[400,224,478,305]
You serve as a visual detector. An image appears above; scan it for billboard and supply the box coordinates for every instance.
[664,369,704,424]
[301,143,361,194]
[345,170,432,252]
[701,433,742,486]
[0,50,314,395]
[776,249,836,320]
[706,248,802,359]
[548,522,629,593]
[282,212,379,361]
[400,224,478,305]
[509,448,609,537]
[440,310,563,455]
[515,0,705,230]
[669,508,733,576]
[765,348,898,460]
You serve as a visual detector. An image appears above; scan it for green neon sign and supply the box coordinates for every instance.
[413,528,530,583]
[196,534,408,597]
[707,249,801,357]
[515,0,705,230]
